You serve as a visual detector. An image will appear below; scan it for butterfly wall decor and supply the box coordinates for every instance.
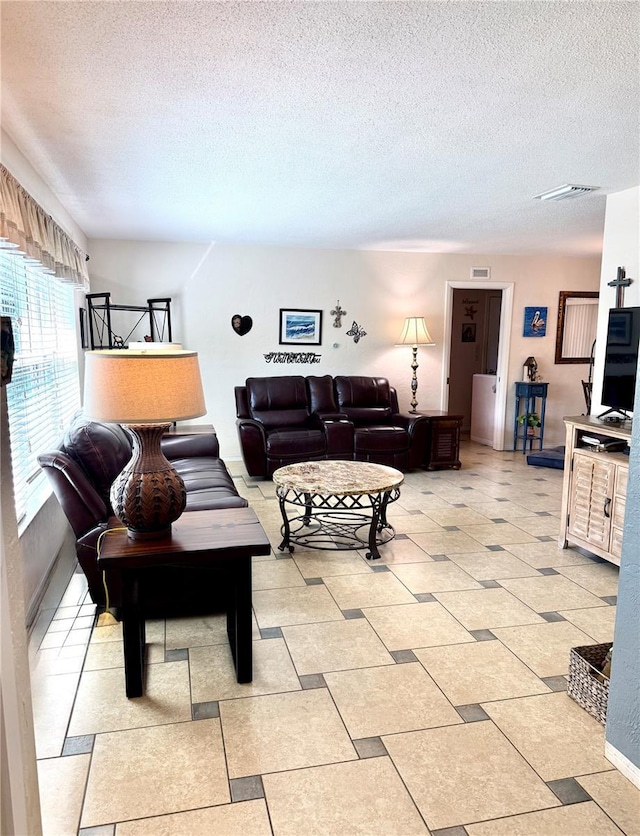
[346,321,367,343]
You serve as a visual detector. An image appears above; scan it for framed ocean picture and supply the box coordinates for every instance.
[279,309,322,345]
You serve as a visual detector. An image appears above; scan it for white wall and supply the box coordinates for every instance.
[88,241,600,457]
[591,187,640,416]
[591,185,640,782]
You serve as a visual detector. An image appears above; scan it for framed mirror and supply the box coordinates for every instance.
[555,291,599,364]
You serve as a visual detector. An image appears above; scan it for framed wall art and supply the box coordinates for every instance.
[461,323,476,343]
[279,309,322,345]
[523,306,547,337]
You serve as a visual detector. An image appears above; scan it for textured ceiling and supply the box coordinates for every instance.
[1,1,639,255]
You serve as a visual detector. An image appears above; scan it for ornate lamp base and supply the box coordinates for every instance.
[408,344,419,414]
[110,423,186,540]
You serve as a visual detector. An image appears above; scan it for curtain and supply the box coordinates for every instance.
[0,163,89,289]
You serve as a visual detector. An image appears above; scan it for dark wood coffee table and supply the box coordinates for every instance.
[97,507,271,698]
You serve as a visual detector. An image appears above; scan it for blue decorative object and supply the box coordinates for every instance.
[523,307,547,337]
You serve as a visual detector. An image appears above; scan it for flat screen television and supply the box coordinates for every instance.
[600,306,640,418]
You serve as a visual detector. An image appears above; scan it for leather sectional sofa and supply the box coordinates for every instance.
[38,412,247,614]
[235,374,429,477]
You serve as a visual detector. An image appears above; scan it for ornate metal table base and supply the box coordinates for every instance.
[273,462,404,561]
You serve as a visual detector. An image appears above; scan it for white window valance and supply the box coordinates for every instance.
[0,163,89,289]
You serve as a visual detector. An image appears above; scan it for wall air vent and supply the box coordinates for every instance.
[471,267,491,279]
[533,184,600,201]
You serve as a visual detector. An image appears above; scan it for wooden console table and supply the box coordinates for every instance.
[97,507,271,698]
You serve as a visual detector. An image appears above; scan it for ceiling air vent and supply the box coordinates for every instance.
[471,267,491,279]
[533,184,600,201]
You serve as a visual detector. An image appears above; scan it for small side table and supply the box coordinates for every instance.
[418,411,463,470]
[97,507,271,698]
[513,381,548,453]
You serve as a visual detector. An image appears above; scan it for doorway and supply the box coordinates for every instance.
[441,281,514,450]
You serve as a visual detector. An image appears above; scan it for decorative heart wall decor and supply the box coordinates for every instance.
[231,314,253,336]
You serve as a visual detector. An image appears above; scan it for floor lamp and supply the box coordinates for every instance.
[83,348,206,539]
[396,317,435,414]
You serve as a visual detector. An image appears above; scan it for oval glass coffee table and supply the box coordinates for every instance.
[272,461,404,560]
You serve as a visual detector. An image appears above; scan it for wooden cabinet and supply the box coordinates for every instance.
[560,416,631,566]
[568,452,616,552]
[610,466,627,562]
[420,412,463,470]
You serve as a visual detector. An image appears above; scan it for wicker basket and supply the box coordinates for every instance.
[567,642,612,725]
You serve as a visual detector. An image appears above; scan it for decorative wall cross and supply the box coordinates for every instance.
[330,301,346,328]
[607,266,633,308]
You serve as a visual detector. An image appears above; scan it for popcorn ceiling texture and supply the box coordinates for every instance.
[1,1,638,255]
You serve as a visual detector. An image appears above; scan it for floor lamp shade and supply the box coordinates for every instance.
[83,349,206,538]
[396,317,435,348]
[396,317,435,414]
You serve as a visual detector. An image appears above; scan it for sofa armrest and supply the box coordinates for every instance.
[161,432,220,460]
[313,412,351,423]
[38,451,109,539]
[308,412,354,457]
[236,418,269,477]
[392,413,429,436]
[392,413,430,470]
[321,417,354,457]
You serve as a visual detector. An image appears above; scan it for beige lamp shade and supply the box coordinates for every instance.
[83,349,206,424]
[396,317,435,346]
[127,341,183,350]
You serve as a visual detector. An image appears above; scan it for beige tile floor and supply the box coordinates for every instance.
[29,442,640,835]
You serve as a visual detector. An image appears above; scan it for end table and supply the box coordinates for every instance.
[97,507,271,698]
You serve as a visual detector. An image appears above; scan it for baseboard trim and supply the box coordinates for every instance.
[605,741,640,789]
[25,536,76,630]
[25,555,60,629]
[470,435,493,447]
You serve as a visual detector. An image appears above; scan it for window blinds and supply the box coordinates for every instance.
[0,250,81,530]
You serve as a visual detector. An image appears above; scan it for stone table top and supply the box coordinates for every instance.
[273,461,404,496]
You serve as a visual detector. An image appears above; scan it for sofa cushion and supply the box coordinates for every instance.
[265,429,326,458]
[247,376,310,428]
[334,376,393,409]
[354,426,407,453]
[306,375,338,414]
[185,489,248,511]
[173,456,244,493]
[62,412,132,508]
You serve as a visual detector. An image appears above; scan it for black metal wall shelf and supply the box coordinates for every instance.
[85,293,173,349]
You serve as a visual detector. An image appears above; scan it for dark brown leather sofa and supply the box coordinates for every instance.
[38,412,247,614]
[235,374,429,477]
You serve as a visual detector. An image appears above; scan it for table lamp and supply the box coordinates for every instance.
[396,317,435,413]
[83,348,206,539]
